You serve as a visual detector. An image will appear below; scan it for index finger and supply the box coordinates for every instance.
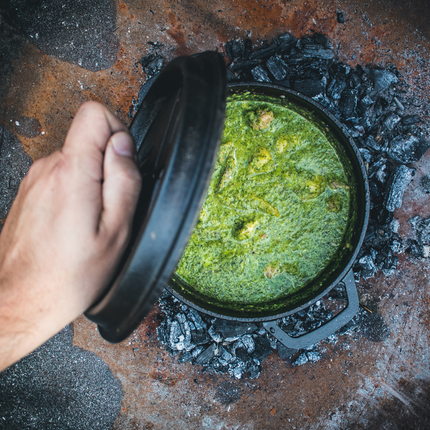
[62,101,129,162]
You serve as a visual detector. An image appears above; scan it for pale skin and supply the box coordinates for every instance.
[0,102,142,371]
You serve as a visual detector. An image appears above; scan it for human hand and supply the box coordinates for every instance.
[0,102,142,371]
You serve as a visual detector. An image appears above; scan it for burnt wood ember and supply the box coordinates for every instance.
[136,31,430,377]
[387,135,430,164]
[384,165,415,212]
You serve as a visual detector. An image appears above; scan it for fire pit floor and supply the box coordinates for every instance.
[1,0,430,429]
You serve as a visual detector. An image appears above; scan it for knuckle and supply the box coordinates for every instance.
[79,100,103,116]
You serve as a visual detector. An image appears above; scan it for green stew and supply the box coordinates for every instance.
[174,94,353,307]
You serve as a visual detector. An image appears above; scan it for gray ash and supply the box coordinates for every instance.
[157,287,360,379]
[157,291,270,380]
[138,31,430,377]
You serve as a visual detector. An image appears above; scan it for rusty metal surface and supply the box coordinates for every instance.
[1,0,430,428]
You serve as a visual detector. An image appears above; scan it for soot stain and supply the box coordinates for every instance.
[349,378,430,430]
[14,115,43,138]
[0,125,33,219]
[0,324,123,430]
[0,11,26,98]
[0,0,119,71]
[360,308,391,342]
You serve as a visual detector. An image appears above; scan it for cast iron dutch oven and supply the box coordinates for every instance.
[85,52,370,349]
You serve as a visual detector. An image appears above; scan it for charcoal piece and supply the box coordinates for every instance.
[358,255,378,279]
[409,214,423,233]
[339,89,358,119]
[212,320,258,341]
[382,255,399,276]
[328,282,347,300]
[293,352,309,366]
[140,54,163,76]
[376,207,394,225]
[228,358,247,379]
[187,308,206,330]
[209,357,228,373]
[146,56,163,76]
[226,68,239,82]
[217,345,234,365]
[420,175,430,193]
[0,126,33,219]
[179,345,205,363]
[368,158,387,183]
[240,334,255,354]
[401,115,421,126]
[359,148,372,163]
[393,97,405,111]
[370,68,399,92]
[293,78,325,98]
[360,94,374,109]
[246,359,262,379]
[312,33,333,48]
[409,216,430,245]
[230,58,261,70]
[249,44,277,60]
[277,343,295,360]
[276,34,297,54]
[253,336,274,362]
[407,239,424,258]
[387,135,430,164]
[327,79,347,100]
[266,56,288,80]
[306,351,322,363]
[416,220,430,245]
[383,113,401,131]
[384,165,415,212]
[278,32,296,44]
[390,219,400,234]
[365,135,381,152]
[275,78,291,88]
[251,65,271,83]
[191,331,211,345]
[168,319,193,351]
[231,39,245,59]
[349,71,362,89]
[337,12,345,23]
[225,41,234,61]
[302,45,334,60]
[208,325,222,343]
[234,347,251,361]
[244,38,252,58]
[348,127,361,138]
[195,343,218,365]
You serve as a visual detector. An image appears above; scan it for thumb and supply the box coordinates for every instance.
[100,131,142,244]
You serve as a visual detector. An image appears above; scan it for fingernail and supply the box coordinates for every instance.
[112,132,135,158]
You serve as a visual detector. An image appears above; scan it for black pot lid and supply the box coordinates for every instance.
[85,51,227,342]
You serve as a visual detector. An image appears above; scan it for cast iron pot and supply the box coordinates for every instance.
[86,52,369,349]
[167,82,370,349]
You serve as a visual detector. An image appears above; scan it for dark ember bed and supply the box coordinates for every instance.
[140,32,430,379]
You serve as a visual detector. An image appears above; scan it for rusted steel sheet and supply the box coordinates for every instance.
[1,0,430,428]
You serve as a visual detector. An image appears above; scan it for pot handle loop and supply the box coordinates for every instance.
[263,269,359,349]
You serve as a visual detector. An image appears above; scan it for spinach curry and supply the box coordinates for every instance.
[174,92,354,309]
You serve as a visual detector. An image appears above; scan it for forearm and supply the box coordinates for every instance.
[0,102,141,372]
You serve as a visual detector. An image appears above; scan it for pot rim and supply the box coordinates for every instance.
[167,82,370,322]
